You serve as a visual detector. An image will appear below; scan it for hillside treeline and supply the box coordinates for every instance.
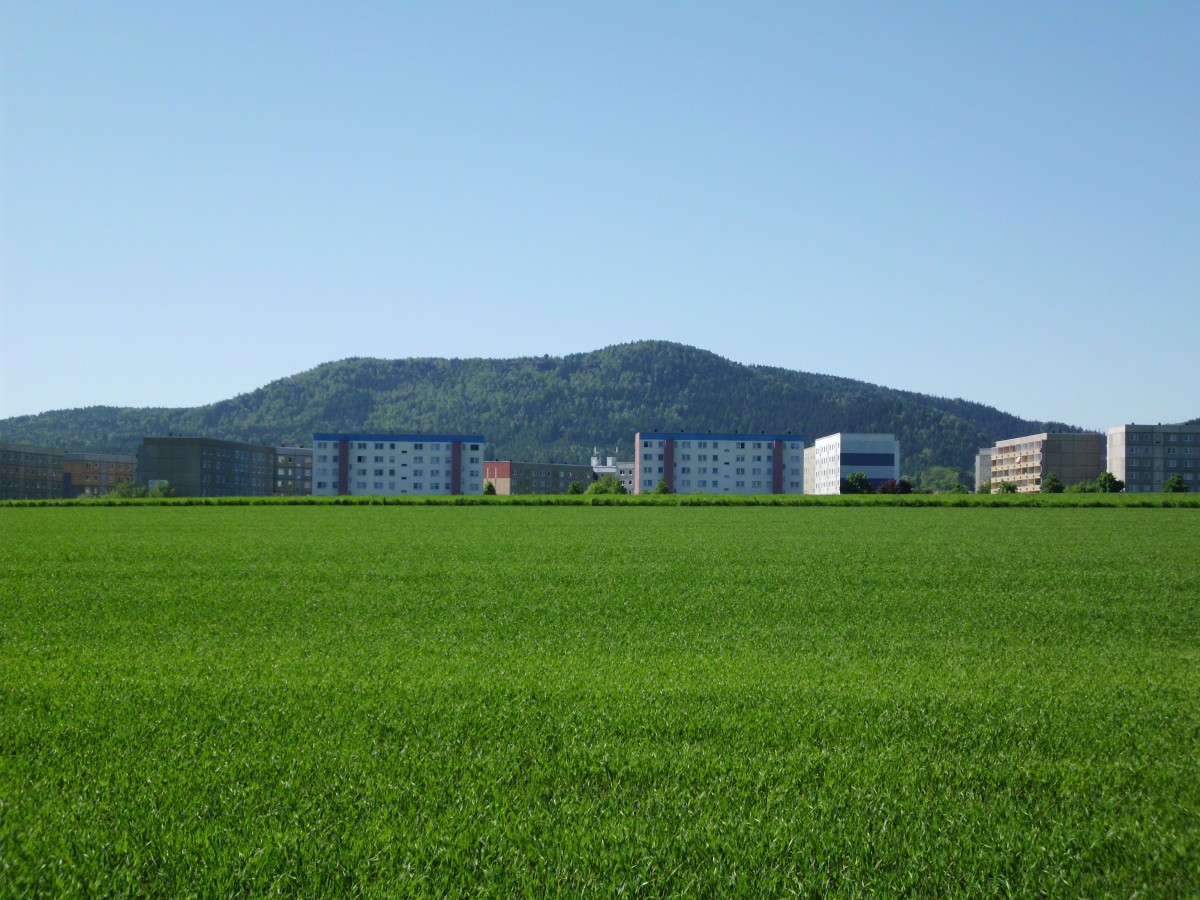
[0,340,1089,483]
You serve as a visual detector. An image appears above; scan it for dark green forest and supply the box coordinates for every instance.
[0,341,1102,484]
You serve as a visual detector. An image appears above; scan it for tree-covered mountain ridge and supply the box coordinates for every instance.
[0,340,1152,482]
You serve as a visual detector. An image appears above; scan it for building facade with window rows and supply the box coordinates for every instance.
[312,433,485,496]
[633,432,804,494]
[63,452,137,498]
[1108,424,1200,493]
[803,433,901,494]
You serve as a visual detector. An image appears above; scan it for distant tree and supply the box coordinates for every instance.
[107,481,148,499]
[977,480,992,495]
[948,483,969,494]
[896,478,913,494]
[1041,472,1064,494]
[147,481,175,498]
[586,474,627,495]
[1096,471,1125,493]
[998,481,1018,494]
[915,466,970,493]
[1163,474,1189,493]
[841,472,873,494]
[877,479,898,494]
[483,481,497,495]
[652,479,672,495]
[566,480,584,495]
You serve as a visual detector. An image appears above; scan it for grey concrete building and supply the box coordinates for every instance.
[0,442,65,500]
[974,447,995,492]
[274,446,313,496]
[483,460,597,494]
[1108,423,1200,493]
[138,437,275,497]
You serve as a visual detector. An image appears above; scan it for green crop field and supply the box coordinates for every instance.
[2,505,1198,896]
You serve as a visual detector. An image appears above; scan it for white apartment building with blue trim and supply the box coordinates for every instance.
[803,433,901,494]
[311,433,485,496]
[633,432,805,494]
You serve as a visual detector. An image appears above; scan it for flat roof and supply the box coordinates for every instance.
[635,432,803,442]
[314,433,485,443]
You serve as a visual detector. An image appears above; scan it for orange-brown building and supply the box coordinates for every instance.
[63,452,138,497]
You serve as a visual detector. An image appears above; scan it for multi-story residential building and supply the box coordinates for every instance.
[483,460,595,495]
[803,433,900,494]
[589,453,635,493]
[974,447,995,492]
[1108,423,1200,493]
[274,446,313,496]
[63,452,137,497]
[633,432,804,494]
[138,437,276,497]
[988,432,1104,492]
[0,442,65,500]
[616,461,636,494]
[312,433,484,496]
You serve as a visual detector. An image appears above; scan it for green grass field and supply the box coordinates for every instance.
[2,505,1198,896]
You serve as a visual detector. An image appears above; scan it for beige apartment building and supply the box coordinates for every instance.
[989,432,1104,492]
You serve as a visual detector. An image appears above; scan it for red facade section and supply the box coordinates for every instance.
[772,440,785,493]
[338,441,349,496]
[484,461,511,479]
[451,442,462,495]
[663,439,675,492]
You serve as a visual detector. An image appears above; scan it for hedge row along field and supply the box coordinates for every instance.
[6,491,1200,508]
[2,505,1198,895]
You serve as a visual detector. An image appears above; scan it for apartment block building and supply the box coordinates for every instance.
[988,432,1104,492]
[590,453,635,493]
[974,447,995,492]
[138,437,276,497]
[63,452,137,497]
[274,446,313,496]
[1108,423,1200,493]
[803,433,900,494]
[0,442,65,500]
[633,432,804,494]
[312,433,484,496]
[483,460,595,495]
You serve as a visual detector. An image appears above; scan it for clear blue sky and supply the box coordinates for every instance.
[2,2,1197,431]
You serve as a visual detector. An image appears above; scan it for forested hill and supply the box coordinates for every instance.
[2,341,1085,481]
